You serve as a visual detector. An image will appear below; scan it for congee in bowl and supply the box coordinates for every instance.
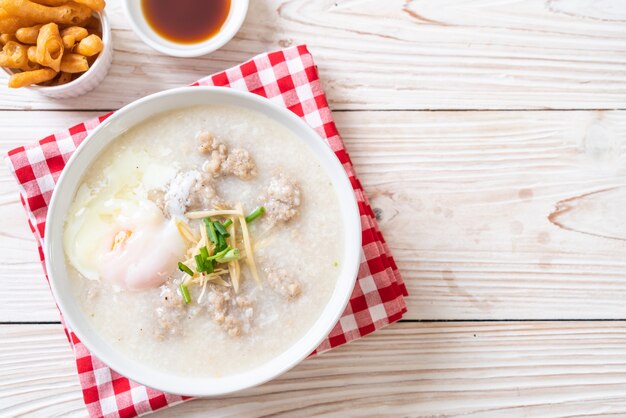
[60,99,351,381]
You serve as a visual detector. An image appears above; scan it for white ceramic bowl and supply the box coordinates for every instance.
[44,86,361,396]
[123,1,248,57]
[1,11,112,99]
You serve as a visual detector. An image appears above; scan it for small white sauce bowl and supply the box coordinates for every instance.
[123,1,248,57]
[45,86,362,396]
[1,11,112,99]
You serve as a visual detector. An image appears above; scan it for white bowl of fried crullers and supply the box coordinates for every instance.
[0,0,112,98]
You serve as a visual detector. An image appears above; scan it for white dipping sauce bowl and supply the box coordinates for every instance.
[123,1,248,57]
[45,86,362,396]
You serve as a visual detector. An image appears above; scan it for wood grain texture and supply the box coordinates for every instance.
[2,1,625,416]
[350,109,626,319]
[5,322,626,417]
[2,110,626,321]
[0,0,625,110]
[0,112,101,322]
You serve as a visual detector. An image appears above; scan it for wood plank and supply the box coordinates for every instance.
[0,324,85,417]
[4,322,626,417]
[0,112,101,322]
[348,109,626,319]
[2,110,626,321]
[0,0,625,110]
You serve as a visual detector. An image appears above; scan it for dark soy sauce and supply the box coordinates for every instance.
[141,0,231,44]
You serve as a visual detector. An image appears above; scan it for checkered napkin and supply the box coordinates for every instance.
[5,45,407,418]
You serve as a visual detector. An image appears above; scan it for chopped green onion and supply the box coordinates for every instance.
[195,254,205,272]
[179,283,191,304]
[217,234,227,251]
[195,246,213,273]
[222,219,233,229]
[207,246,231,261]
[178,262,194,276]
[214,221,230,237]
[245,206,265,223]
[217,248,241,263]
[204,218,218,245]
[205,259,214,274]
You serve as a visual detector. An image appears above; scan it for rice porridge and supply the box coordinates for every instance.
[63,105,343,377]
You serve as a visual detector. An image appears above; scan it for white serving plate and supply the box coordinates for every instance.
[44,86,361,396]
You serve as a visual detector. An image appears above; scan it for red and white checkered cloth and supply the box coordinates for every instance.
[5,45,407,418]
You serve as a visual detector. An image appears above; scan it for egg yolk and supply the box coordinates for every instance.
[111,230,132,250]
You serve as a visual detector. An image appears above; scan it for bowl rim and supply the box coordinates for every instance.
[44,86,362,396]
[1,10,112,92]
[122,0,249,57]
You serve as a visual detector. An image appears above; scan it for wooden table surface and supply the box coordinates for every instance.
[2,0,626,416]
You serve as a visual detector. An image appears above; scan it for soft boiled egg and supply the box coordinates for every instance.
[63,151,186,290]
